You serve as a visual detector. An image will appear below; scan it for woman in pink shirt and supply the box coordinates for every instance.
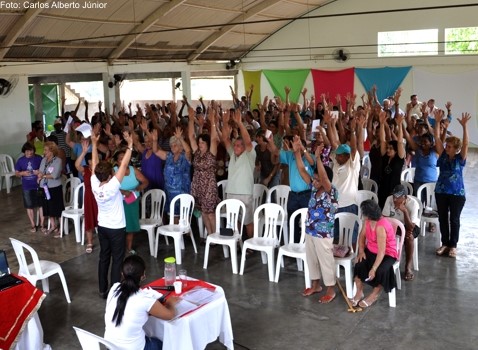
[352,199,398,308]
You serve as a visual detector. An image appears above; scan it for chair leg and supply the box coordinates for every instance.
[388,288,396,307]
[41,278,50,293]
[395,267,402,290]
[303,259,311,289]
[73,218,81,243]
[146,228,155,257]
[274,251,282,283]
[420,220,426,237]
[260,251,267,264]
[58,270,71,303]
[229,242,238,274]
[296,258,303,272]
[344,263,353,299]
[173,236,182,265]
[60,216,65,238]
[222,244,230,259]
[267,251,275,282]
[154,231,161,258]
[239,243,248,275]
[203,239,211,269]
[283,222,289,245]
[413,238,419,271]
[189,231,198,254]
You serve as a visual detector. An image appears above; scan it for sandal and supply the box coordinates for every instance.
[49,227,61,238]
[41,226,48,234]
[349,293,364,307]
[30,226,37,233]
[448,248,457,258]
[302,287,322,297]
[404,271,415,281]
[359,295,378,308]
[86,244,93,254]
[436,246,449,256]
[319,294,336,304]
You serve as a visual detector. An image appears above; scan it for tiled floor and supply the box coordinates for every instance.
[1,149,478,349]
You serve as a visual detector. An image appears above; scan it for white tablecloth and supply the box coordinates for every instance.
[13,313,51,350]
[143,285,234,350]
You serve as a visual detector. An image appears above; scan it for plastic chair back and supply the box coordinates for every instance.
[254,203,284,242]
[253,184,268,212]
[72,183,85,210]
[141,189,166,221]
[387,218,406,263]
[73,326,120,350]
[63,177,81,208]
[335,212,360,252]
[416,182,437,210]
[217,180,228,200]
[215,199,245,237]
[266,185,290,211]
[400,181,413,196]
[400,167,416,183]
[356,190,378,218]
[10,237,44,280]
[168,194,195,226]
[361,178,378,193]
[288,208,308,244]
[0,154,14,174]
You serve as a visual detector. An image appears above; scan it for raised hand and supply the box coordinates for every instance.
[173,126,183,139]
[291,135,302,153]
[445,101,452,110]
[81,139,89,153]
[379,110,388,124]
[123,131,133,147]
[457,112,471,126]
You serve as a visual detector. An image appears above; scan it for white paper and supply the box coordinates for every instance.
[75,123,92,138]
[311,119,321,133]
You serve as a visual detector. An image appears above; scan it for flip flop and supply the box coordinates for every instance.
[86,244,93,254]
[319,294,336,304]
[349,293,364,307]
[302,287,322,297]
[404,271,414,281]
[30,226,37,233]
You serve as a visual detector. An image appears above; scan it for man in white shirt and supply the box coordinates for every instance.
[382,184,420,282]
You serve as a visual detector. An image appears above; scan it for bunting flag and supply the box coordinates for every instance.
[263,69,310,102]
[311,68,355,110]
[242,71,262,109]
[355,66,411,102]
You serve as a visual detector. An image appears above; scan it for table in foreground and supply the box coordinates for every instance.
[143,278,234,350]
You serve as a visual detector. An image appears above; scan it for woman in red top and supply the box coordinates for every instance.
[352,199,398,308]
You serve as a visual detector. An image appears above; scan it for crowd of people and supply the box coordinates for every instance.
[14,83,469,331]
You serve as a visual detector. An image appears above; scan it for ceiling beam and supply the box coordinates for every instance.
[0,1,54,59]
[108,0,186,62]
[186,0,283,62]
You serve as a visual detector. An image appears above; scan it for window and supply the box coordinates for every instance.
[378,29,438,57]
[445,27,478,55]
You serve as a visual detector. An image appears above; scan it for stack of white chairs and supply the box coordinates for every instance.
[0,154,16,194]
[60,183,85,243]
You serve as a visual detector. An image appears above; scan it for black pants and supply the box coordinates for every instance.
[435,193,466,248]
[98,226,126,293]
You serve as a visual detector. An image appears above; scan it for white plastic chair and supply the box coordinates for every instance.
[253,183,268,211]
[60,183,85,243]
[360,164,370,179]
[400,167,416,183]
[140,189,166,256]
[239,203,285,282]
[73,326,120,350]
[0,154,16,194]
[387,218,406,308]
[409,195,423,271]
[203,199,245,274]
[154,194,197,265]
[63,176,81,209]
[417,182,440,244]
[361,178,378,194]
[334,212,361,299]
[10,237,71,303]
[217,179,228,200]
[274,208,310,289]
[355,190,378,219]
[400,181,413,196]
[266,185,290,244]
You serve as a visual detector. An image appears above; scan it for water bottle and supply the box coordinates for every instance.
[43,184,51,200]
[164,257,176,286]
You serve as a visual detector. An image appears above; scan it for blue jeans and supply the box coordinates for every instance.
[98,226,126,293]
[335,204,359,243]
[287,190,311,243]
[144,336,163,350]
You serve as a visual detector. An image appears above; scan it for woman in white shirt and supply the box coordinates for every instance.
[104,255,178,349]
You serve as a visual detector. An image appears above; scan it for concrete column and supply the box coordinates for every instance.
[181,71,191,101]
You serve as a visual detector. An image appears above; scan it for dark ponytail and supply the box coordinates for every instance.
[112,255,146,326]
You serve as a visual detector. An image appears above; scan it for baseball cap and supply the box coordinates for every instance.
[392,184,407,198]
[336,144,351,155]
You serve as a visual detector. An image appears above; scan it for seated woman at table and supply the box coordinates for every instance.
[104,255,178,350]
[352,199,398,308]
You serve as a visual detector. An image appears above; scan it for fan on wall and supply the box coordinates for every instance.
[108,74,126,88]
[0,75,19,97]
[332,48,349,62]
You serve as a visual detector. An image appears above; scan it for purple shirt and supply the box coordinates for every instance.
[15,155,42,190]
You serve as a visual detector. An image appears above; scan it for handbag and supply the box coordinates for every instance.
[219,228,234,236]
[332,244,350,258]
